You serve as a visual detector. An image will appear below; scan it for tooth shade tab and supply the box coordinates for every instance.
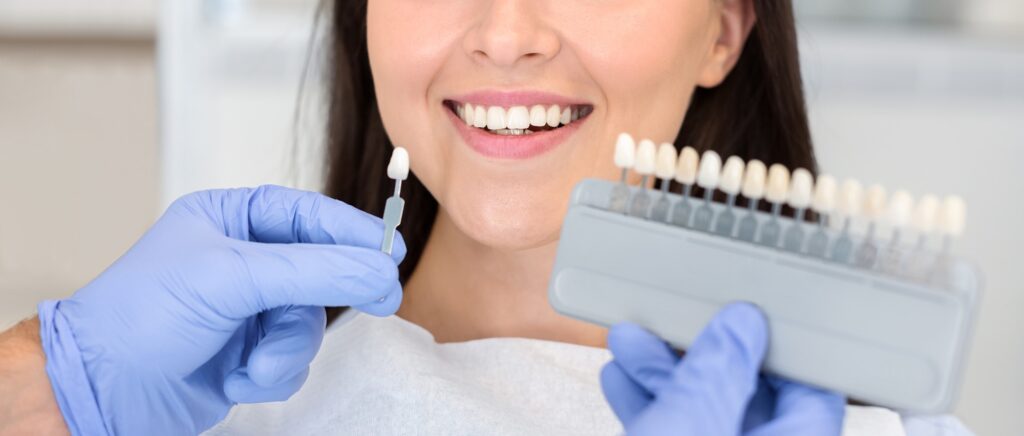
[719,156,745,195]
[697,150,722,189]
[614,133,636,169]
[741,159,767,200]
[887,190,913,228]
[837,179,864,217]
[812,174,837,213]
[912,194,939,234]
[529,105,547,127]
[938,195,967,236]
[655,143,678,180]
[387,147,410,180]
[787,168,813,209]
[634,139,657,175]
[863,184,888,219]
[765,164,791,203]
[673,146,699,186]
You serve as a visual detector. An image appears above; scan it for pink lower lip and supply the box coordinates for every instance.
[445,106,588,160]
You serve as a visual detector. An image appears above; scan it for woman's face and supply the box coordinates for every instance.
[368,0,752,249]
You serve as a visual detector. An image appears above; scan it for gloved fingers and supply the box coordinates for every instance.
[224,241,401,315]
[606,323,678,394]
[600,361,652,427]
[351,279,403,316]
[745,376,845,436]
[224,366,310,404]
[658,303,768,428]
[245,306,325,387]
[245,185,407,264]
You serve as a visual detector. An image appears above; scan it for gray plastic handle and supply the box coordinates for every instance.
[548,179,980,414]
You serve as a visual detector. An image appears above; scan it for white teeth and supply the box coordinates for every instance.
[741,159,767,200]
[560,106,571,125]
[765,164,790,203]
[787,168,813,209]
[614,133,636,169]
[912,194,939,234]
[655,143,677,180]
[634,139,657,176]
[811,174,837,213]
[719,156,745,195]
[546,105,561,127]
[863,184,888,220]
[837,179,864,218]
[462,102,473,125]
[675,146,699,185]
[697,150,722,189]
[506,106,530,130]
[887,189,913,229]
[486,106,507,130]
[938,195,966,237]
[473,105,487,128]
[571,106,579,121]
[530,105,547,127]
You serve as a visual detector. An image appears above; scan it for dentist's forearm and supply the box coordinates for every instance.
[0,317,69,436]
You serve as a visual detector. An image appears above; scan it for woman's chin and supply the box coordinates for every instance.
[444,196,565,252]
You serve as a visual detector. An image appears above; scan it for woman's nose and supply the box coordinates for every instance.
[463,0,560,69]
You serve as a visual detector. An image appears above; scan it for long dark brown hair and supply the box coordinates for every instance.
[321,0,815,322]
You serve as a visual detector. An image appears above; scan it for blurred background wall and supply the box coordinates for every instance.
[0,0,1021,434]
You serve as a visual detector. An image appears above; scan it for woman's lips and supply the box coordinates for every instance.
[444,101,592,160]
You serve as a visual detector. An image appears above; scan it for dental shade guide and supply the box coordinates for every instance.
[714,156,745,236]
[691,150,722,231]
[671,146,699,227]
[629,139,657,218]
[649,143,678,222]
[548,132,980,414]
[380,147,408,256]
[736,159,766,242]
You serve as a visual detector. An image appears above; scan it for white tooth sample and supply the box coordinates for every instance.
[837,179,864,218]
[765,164,790,204]
[911,194,939,234]
[787,168,813,210]
[887,190,913,229]
[473,105,487,128]
[634,139,657,176]
[560,106,572,125]
[614,133,636,169]
[863,184,888,221]
[486,106,507,130]
[719,156,745,195]
[387,147,410,180]
[546,105,561,127]
[697,150,722,189]
[506,106,530,130]
[938,195,967,237]
[674,146,699,186]
[811,174,837,213]
[741,159,767,200]
[655,143,677,180]
[529,105,547,127]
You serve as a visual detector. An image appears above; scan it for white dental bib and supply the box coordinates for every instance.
[204,311,966,436]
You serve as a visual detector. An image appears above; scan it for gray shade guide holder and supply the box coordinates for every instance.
[548,179,981,414]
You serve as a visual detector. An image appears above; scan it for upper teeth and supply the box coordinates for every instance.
[455,103,586,131]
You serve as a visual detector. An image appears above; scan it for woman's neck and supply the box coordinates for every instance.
[397,209,606,347]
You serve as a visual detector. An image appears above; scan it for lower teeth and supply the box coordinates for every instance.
[490,128,535,136]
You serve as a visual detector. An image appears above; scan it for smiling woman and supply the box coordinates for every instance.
[323,0,814,343]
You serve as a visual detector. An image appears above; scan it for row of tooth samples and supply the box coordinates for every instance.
[608,132,967,281]
[454,103,590,134]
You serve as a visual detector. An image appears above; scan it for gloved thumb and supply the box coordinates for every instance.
[635,303,768,435]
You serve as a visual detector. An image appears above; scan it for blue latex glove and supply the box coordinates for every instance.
[600,303,846,436]
[37,185,405,435]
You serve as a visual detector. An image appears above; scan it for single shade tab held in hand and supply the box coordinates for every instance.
[381,147,408,256]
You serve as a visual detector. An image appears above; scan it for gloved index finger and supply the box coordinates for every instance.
[245,185,407,263]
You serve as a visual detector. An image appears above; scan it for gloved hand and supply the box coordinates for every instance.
[600,303,846,436]
[37,185,405,435]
